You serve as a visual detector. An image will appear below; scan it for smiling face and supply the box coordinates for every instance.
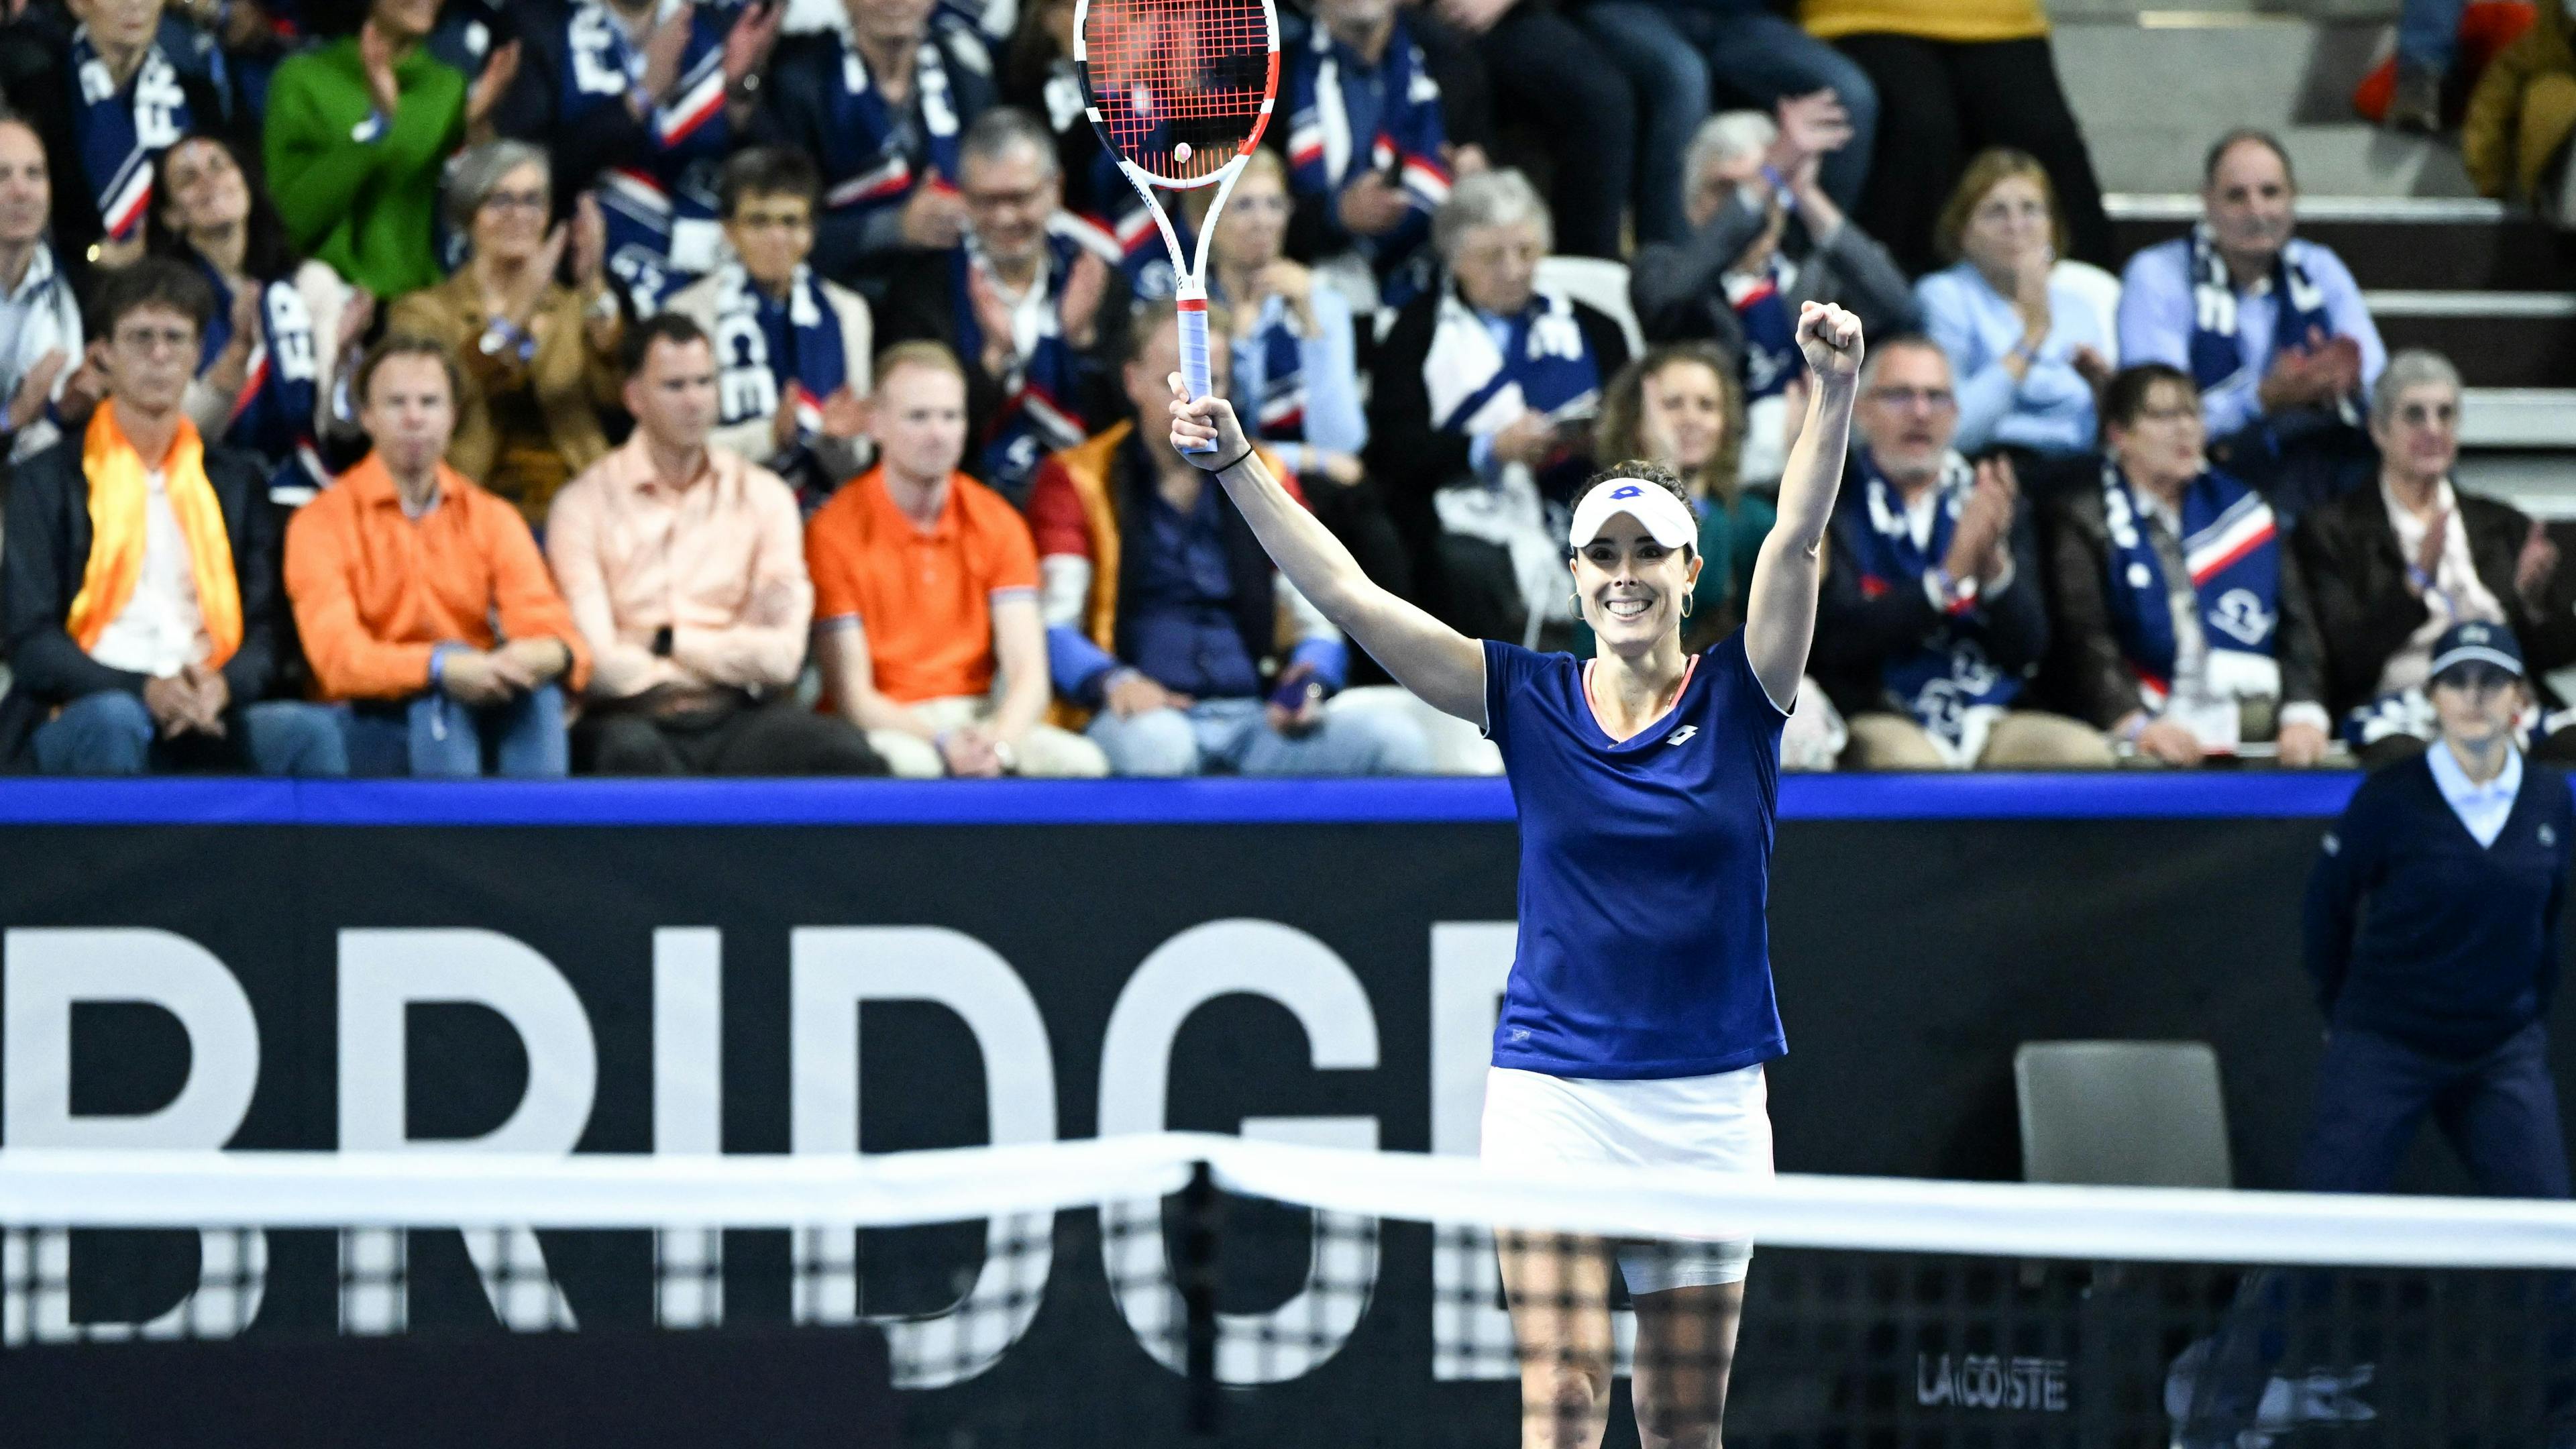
[0,122,49,252]
[158,137,252,245]
[1569,508,1700,656]
[1854,342,1959,482]
[961,140,1059,273]
[1637,358,1729,480]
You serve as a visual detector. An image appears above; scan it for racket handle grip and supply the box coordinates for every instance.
[1176,294,1215,454]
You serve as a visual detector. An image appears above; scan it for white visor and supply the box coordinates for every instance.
[1569,480,1697,551]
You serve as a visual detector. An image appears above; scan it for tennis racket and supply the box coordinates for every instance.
[1073,0,1280,451]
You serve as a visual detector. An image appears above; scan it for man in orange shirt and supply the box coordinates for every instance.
[284,336,592,776]
[805,341,1106,778]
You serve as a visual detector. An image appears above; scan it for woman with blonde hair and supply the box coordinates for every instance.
[1914,148,2114,466]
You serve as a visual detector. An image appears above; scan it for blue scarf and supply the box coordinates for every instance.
[1245,299,1309,441]
[949,229,1091,500]
[72,28,193,244]
[1726,258,1798,402]
[2186,222,2333,402]
[708,262,849,441]
[2098,461,2281,706]
[817,27,966,233]
[1284,18,1446,305]
[562,0,734,303]
[1426,288,1602,437]
[1839,449,2022,745]
[196,261,324,487]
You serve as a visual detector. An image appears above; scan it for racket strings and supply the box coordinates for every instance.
[1081,0,1273,182]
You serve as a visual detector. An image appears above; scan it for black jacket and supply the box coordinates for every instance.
[2290,482,2576,719]
[871,244,1131,502]
[1811,467,2051,722]
[0,15,233,300]
[2043,471,2328,731]
[1364,284,1631,573]
[1629,194,1918,353]
[0,431,284,763]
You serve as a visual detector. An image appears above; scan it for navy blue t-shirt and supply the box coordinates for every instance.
[1483,631,1790,1079]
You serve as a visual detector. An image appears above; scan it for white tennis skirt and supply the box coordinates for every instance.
[1479,1063,1774,1292]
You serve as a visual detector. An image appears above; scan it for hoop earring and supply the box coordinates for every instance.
[1569,591,1580,612]
[1681,593,1695,619]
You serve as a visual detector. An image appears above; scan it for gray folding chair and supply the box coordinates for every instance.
[2015,1040,2235,1188]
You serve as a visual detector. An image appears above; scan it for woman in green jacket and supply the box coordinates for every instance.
[262,0,519,299]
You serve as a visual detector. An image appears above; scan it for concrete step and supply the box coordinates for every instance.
[2055,15,2475,196]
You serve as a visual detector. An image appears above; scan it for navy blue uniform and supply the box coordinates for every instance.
[1481,631,1788,1080]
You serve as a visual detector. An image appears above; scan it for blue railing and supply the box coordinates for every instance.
[0,771,2376,826]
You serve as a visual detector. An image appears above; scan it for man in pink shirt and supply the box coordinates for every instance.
[546,313,887,775]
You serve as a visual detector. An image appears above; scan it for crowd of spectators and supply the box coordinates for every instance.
[0,0,2566,778]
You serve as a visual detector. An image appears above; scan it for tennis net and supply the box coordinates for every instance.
[5,1134,2575,1447]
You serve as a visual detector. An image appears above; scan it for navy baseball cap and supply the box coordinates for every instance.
[2428,620,2524,683]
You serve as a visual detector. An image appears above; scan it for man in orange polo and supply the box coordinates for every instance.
[805,341,1106,778]
[283,336,592,776]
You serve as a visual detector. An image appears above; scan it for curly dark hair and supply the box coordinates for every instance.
[1593,343,1745,506]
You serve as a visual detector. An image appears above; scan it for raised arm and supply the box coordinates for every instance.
[1741,301,1862,711]
[1168,376,1487,724]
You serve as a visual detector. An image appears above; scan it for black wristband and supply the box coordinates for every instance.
[1211,443,1255,474]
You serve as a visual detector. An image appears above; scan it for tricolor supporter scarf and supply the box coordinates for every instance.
[569,0,733,301]
[196,260,325,487]
[64,404,241,666]
[1423,284,1602,644]
[950,227,1095,500]
[818,26,965,232]
[1725,256,1799,402]
[1214,286,1311,441]
[2186,221,2333,402]
[1284,18,1446,301]
[708,262,850,442]
[2097,460,2282,708]
[1840,448,2019,757]
[72,27,193,244]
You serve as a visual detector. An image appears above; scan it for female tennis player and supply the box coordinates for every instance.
[1169,299,1862,1448]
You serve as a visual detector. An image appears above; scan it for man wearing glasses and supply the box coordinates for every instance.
[1809,333,2112,769]
[0,258,347,773]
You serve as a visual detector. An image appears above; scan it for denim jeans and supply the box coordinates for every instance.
[29,689,350,775]
[2397,0,2468,74]
[341,684,570,778]
[1574,1,1712,248]
[1654,5,1879,211]
[1087,695,1433,776]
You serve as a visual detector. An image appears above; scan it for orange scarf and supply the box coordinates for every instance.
[62,405,244,667]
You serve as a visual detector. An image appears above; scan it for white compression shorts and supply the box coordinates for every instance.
[1478,1063,1773,1292]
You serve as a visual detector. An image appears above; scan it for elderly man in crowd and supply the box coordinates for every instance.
[1813,333,2112,769]
[805,341,1105,777]
[2118,129,2385,526]
[754,0,994,282]
[661,146,874,506]
[2294,350,2576,766]
[284,335,588,776]
[547,314,886,775]
[1,260,345,774]
[1632,101,1914,489]
[1368,169,1629,645]
[0,112,89,466]
[877,107,1126,506]
[1027,308,1430,777]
